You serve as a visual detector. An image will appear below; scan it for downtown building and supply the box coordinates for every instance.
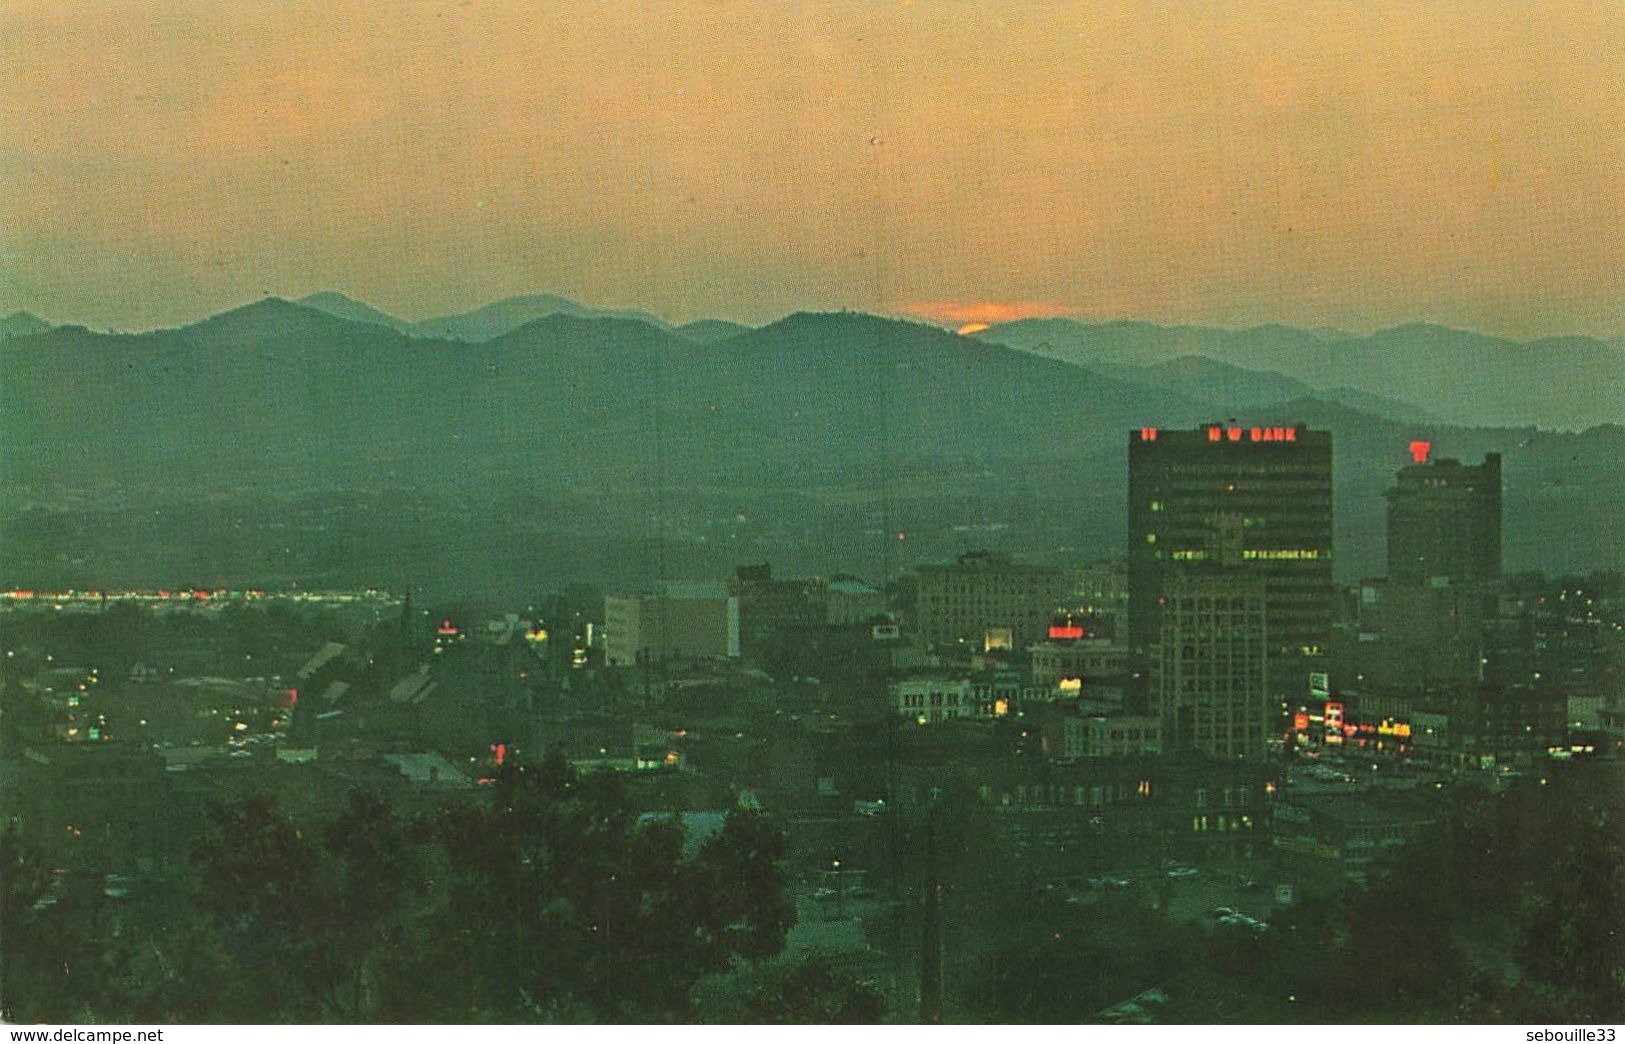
[913,550,1066,649]
[1155,572,1272,758]
[604,582,741,666]
[1386,449,1502,585]
[1128,423,1335,755]
[1328,446,1560,766]
[1351,446,1505,693]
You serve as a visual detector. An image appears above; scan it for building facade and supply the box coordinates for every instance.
[1060,713,1164,758]
[1030,638,1129,688]
[1385,451,1502,585]
[604,585,741,666]
[893,669,1035,724]
[1154,573,1272,758]
[1128,423,1333,708]
[914,550,1065,648]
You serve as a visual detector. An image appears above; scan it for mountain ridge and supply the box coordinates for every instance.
[975,316,1623,430]
[0,310,52,339]
[2,302,1619,590]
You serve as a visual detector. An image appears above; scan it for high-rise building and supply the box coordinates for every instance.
[1345,447,1505,693]
[1127,423,1334,707]
[1154,573,1271,757]
[1385,449,1502,584]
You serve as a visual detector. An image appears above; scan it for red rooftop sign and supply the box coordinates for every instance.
[1206,425,1297,443]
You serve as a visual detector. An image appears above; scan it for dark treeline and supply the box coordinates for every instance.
[0,753,882,1024]
[960,770,1624,1023]
[4,762,1621,1023]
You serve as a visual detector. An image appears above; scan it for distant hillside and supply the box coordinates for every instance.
[977,318,1624,430]
[296,292,414,333]
[412,294,671,341]
[2,300,1619,591]
[0,300,1210,486]
[1092,355,1438,425]
[0,311,51,339]
[1317,384,1440,426]
[675,319,752,344]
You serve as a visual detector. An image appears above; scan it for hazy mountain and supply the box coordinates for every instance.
[1092,355,1439,425]
[296,292,414,333]
[0,310,51,339]
[412,294,671,341]
[975,317,1329,371]
[1109,355,1319,411]
[977,318,1624,430]
[3,301,1619,591]
[1315,385,1440,426]
[674,319,752,344]
[294,289,677,341]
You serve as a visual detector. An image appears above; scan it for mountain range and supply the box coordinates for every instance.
[975,318,1625,431]
[0,311,51,339]
[14,293,1621,430]
[296,291,677,342]
[2,295,1620,594]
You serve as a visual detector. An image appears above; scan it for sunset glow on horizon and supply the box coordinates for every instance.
[902,301,1080,327]
[2,0,1621,338]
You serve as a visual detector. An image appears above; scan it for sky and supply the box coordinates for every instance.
[3,0,1622,339]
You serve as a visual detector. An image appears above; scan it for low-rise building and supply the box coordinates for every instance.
[914,551,1065,648]
[825,578,887,627]
[605,583,741,666]
[1061,713,1164,759]
[1031,637,1129,688]
[893,676,974,724]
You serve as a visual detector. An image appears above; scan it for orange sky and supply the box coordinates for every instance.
[3,0,1621,337]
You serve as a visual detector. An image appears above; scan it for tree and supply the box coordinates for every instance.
[0,827,79,1022]
[189,794,349,1020]
[1341,876,1465,1008]
[695,954,886,1024]
[1516,807,1625,1021]
[378,750,793,1021]
[323,790,424,1018]
[1,830,125,1023]
[964,900,1185,1023]
[100,895,245,1023]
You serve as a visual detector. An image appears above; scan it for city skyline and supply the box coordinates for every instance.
[4,0,1623,339]
[4,0,1623,1028]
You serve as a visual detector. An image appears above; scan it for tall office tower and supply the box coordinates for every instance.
[1385,448,1502,584]
[1155,573,1270,757]
[1361,446,1505,690]
[1128,423,1334,708]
